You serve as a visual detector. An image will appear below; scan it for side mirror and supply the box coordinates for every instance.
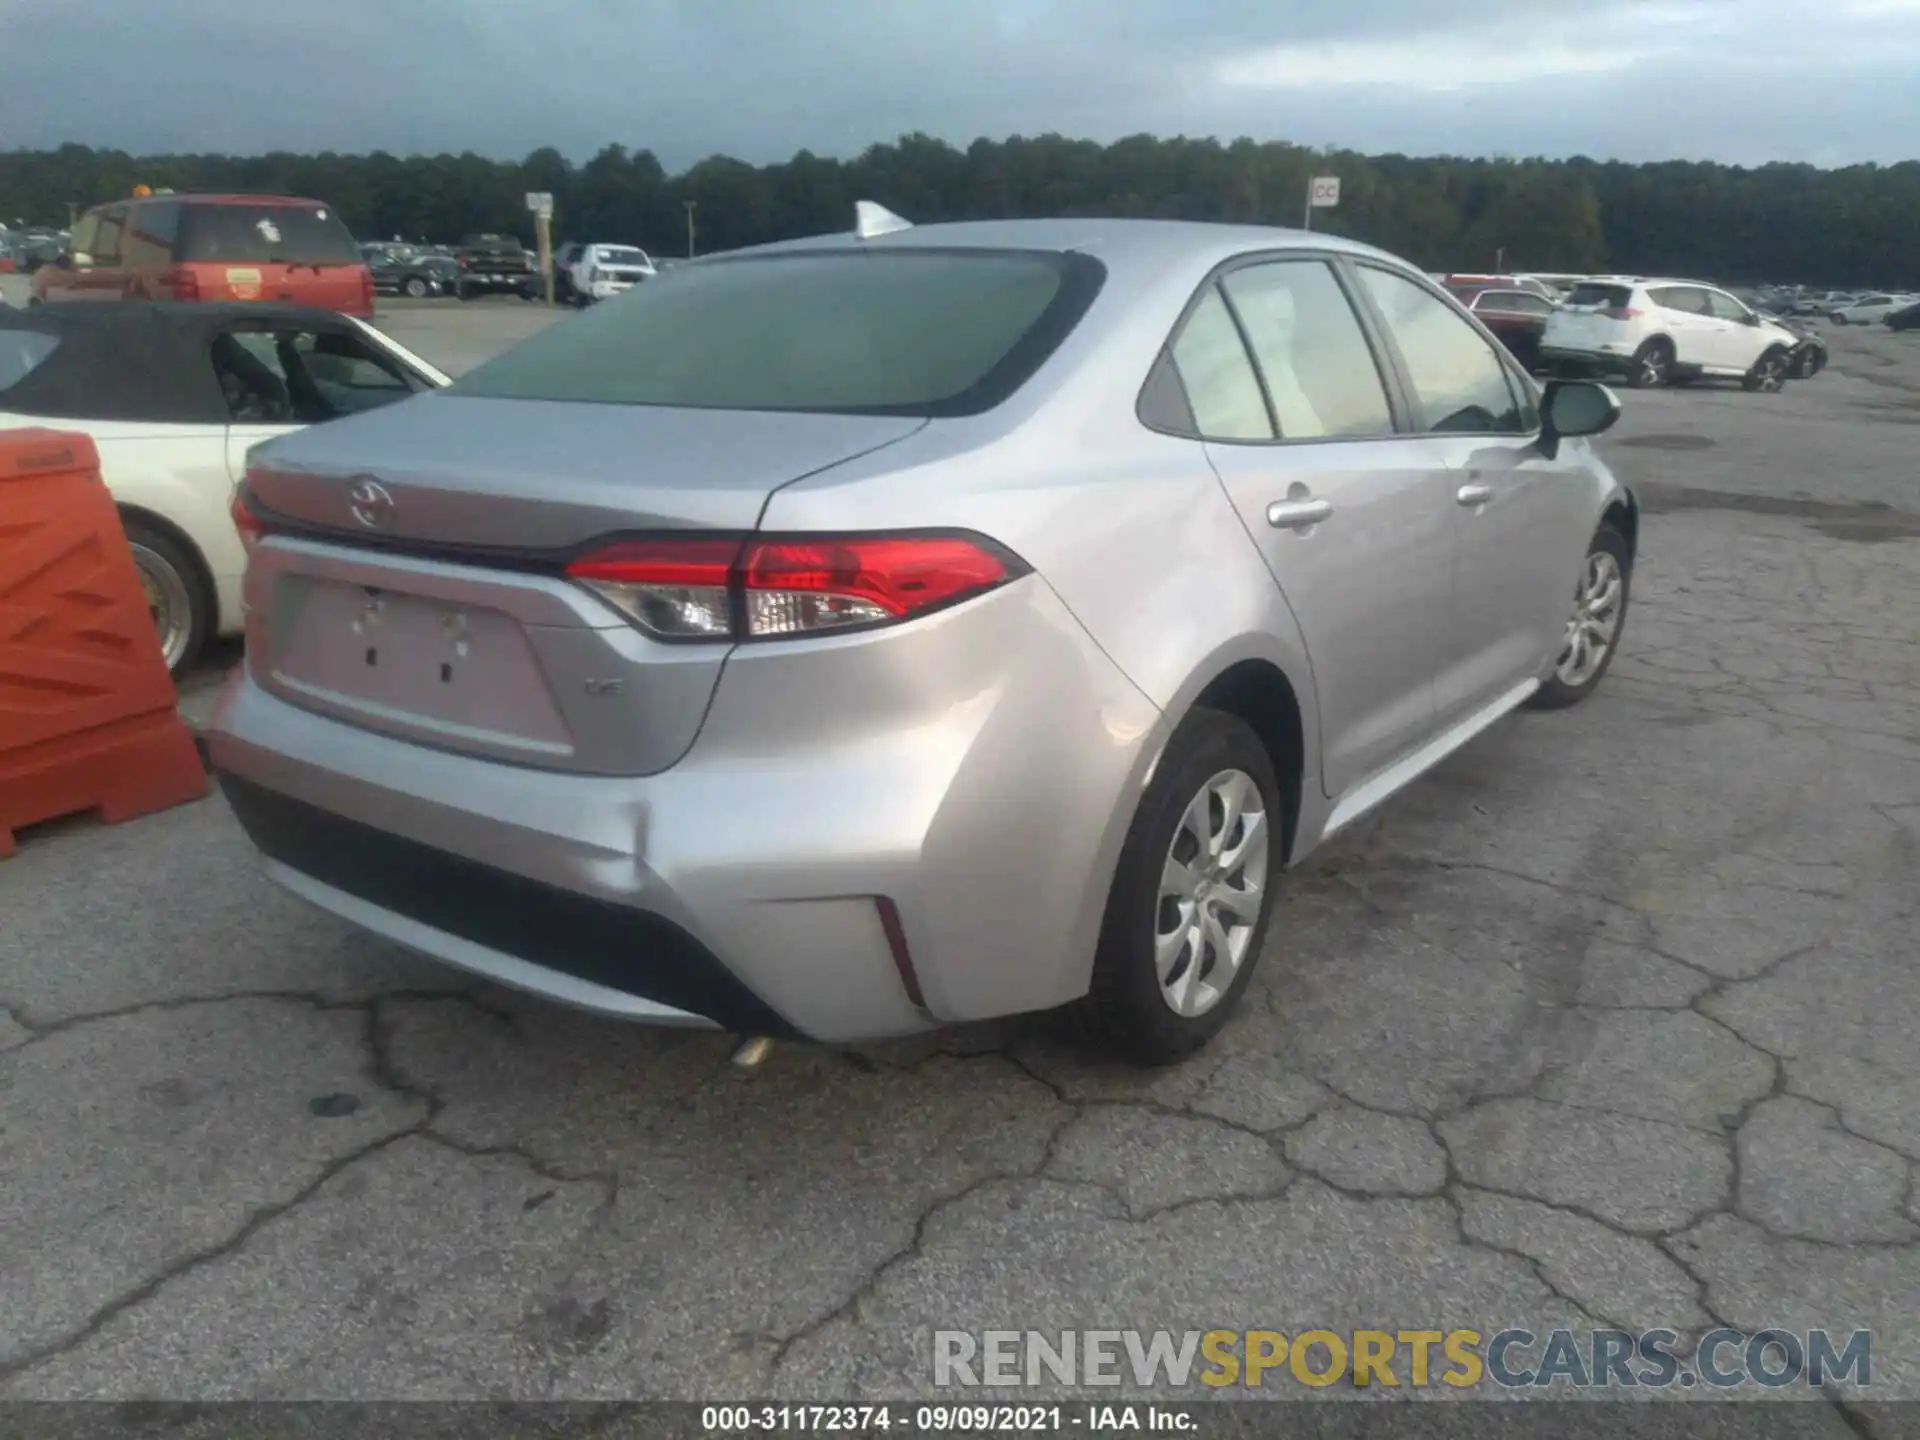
[1539,380,1622,460]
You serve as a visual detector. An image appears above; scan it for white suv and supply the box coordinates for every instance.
[1541,277,1803,391]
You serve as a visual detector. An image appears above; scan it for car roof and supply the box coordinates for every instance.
[110,194,327,208]
[718,217,1406,274]
[0,301,372,425]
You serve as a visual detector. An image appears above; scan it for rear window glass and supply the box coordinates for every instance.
[1564,284,1632,309]
[598,248,650,266]
[175,204,361,265]
[455,250,1102,416]
[0,330,59,396]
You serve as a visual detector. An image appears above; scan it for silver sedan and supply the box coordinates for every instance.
[209,214,1635,1064]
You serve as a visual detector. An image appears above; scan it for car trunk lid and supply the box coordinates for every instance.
[240,397,925,774]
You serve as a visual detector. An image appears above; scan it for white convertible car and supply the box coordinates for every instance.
[0,302,448,673]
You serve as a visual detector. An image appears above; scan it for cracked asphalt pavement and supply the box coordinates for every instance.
[2,314,1917,1418]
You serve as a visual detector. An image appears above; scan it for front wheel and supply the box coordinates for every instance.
[1079,709,1282,1065]
[122,517,209,677]
[1526,526,1631,711]
[402,276,429,298]
[1743,350,1790,393]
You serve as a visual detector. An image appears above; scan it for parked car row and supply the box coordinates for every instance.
[20,191,665,316]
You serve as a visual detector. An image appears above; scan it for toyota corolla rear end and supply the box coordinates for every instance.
[206,242,1158,1042]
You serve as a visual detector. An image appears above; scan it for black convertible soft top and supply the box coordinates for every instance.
[0,301,366,426]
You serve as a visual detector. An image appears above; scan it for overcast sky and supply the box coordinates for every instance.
[4,0,1918,170]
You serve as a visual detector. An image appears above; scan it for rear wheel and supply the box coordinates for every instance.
[121,516,209,677]
[402,276,429,298]
[1080,708,1281,1065]
[1628,339,1673,389]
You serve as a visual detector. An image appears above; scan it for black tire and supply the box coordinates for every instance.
[121,516,211,678]
[456,280,472,301]
[1627,339,1673,389]
[402,276,429,298]
[1526,524,1632,712]
[1079,708,1283,1065]
[1743,348,1791,393]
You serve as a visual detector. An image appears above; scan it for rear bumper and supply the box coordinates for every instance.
[221,773,799,1035]
[1541,344,1637,376]
[205,578,1162,1042]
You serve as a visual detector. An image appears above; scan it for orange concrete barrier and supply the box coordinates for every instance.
[0,428,208,857]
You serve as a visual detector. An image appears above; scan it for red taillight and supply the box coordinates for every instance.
[1603,306,1642,321]
[229,484,266,553]
[160,267,200,301]
[565,533,1022,642]
[358,267,374,312]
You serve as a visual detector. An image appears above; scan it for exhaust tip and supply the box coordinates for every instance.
[730,1036,774,1069]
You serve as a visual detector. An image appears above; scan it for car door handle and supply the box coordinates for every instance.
[1456,483,1495,507]
[1267,497,1333,530]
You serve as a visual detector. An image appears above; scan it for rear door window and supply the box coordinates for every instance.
[1650,286,1709,315]
[176,204,361,265]
[1220,259,1395,440]
[1355,265,1529,435]
[455,249,1101,416]
[1168,287,1273,441]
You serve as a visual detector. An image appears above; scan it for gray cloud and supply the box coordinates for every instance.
[2,0,1917,167]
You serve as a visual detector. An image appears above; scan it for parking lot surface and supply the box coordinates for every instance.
[1,309,1916,1416]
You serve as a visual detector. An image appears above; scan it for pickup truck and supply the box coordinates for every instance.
[453,234,536,300]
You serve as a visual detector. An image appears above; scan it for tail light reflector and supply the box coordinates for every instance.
[358,267,375,313]
[1603,306,1642,321]
[566,533,1024,642]
[230,483,266,553]
[160,267,200,302]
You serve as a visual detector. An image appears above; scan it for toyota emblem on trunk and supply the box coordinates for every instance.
[348,478,396,530]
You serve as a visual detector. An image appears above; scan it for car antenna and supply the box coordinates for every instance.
[853,200,912,240]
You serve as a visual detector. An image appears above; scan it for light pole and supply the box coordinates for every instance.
[683,200,696,258]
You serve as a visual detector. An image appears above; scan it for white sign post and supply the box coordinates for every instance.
[1303,175,1340,231]
[525,192,555,304]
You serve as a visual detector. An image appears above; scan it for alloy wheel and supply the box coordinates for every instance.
[1555,549,1624,688]
[1751,355,1788,392]
[1155,768,1269,1018]
[129,541,193,672]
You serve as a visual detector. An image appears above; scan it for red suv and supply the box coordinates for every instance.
[32,194,373,318]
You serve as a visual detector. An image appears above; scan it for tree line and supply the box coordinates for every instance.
[3,136,1916,287]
